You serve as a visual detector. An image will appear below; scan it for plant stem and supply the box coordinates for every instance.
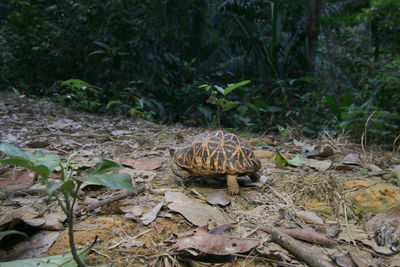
[58,162,86,266]
[63,188,87,267]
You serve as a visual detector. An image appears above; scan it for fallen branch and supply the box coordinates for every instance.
[260,225,338,247]
[80,184,146,215]
[7,185,47,196]
[19,133,115,144]
[270,227,335,267]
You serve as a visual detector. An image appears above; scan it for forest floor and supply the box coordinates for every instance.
[1,91,400,266]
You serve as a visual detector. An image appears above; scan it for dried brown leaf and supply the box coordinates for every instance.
[140,203,163,225]
[363,163,383,173]
[342,154,361,165]
[366,206,400,252]
[175,228,259,255]
[120,157,163,171]
[0,170,37,192]
[208,224,231,235]
[206,191,231,206]
[0,206,39,228]
[338,225,393,255]
[334,253,357,267]
[297,210,324,225]
[304,158,332,172]
[245,175,268,187]
[0,231,60,261]
[304,145,334,158]
[26,141,49,148]
[390,165,400,179]
[165,192,234,226]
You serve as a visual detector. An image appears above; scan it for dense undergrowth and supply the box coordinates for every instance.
[0,0,399,146]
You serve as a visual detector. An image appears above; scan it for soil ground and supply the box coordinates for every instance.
[0,92,400,266]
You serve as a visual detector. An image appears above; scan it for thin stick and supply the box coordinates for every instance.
[232,253,299,267]
[81,184,146,215]
[19,133,114,144]
[393,134,400,153]
[361,111,376,155]
[264,184,305,226]
[270,228,335,267]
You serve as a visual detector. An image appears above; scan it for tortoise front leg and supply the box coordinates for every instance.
[226,174,240,195]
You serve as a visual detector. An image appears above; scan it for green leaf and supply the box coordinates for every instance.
[215,86,225,95]
[46,181,63,195]
[0,143,33,161]
[94,41,111,49]
[0,241,92,267]
[106,100,121,109]
[197,105,212,120]
[222,100,240,112]
[224,80,251,95]
[287,154,303,167]
[88,50,106,56]
[0,144,60,180]
[32,152,60,172]
[91,159,123,175]
[277,125,290,138]
[342,92,353,108]
[275,152,287,166]
[252,99,269,110]
[266,106,282,113]
[0,230,28,240]
[325,95,340,117]
[62,180,75,194]
[0,157,51,179]
[79,173,136,192]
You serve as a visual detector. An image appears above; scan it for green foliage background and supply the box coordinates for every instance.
[0,0,399,144]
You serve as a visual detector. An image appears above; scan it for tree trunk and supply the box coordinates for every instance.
[306,0,323,72]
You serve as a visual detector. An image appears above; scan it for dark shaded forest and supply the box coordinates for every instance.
[0,0,399,145]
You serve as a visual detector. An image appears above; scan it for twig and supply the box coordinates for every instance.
[264,184,305,226]
[81,184,146,215]
[242,226,259,238]
[19,133,115,144]
[260,225,338,247]
[361,111,376,156]
[335,192,358,250]
[92,248,111,259]
[7,186,47,196]
[231,253,299,267]
[393,134,400,153]
[270,227,335,267]
[189,188,206,201]
[108,229,152,250]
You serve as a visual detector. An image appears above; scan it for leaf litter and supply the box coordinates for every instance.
[1,91,400,266]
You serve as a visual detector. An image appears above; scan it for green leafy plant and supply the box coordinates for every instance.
[199,80,251,127]
[0,143,136,267]
[325,92,353,121]
[57,79,102,112]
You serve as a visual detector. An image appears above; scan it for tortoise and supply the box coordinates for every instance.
[170,130,261,195]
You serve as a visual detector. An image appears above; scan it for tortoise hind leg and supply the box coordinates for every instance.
[248,172,260,182]
[227,174,240,195]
